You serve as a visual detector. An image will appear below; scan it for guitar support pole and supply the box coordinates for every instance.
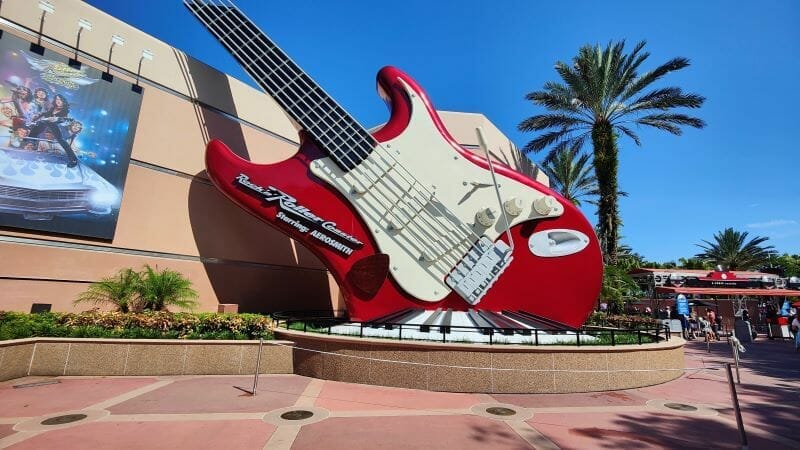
[475,126,515,253]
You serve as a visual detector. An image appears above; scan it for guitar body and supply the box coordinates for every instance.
[205,66,602,328]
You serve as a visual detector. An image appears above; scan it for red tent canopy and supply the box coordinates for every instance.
[655,287,800,297]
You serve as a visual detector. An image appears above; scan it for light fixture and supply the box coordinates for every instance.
[69,18,93,69]
[30,0,56,55]
[78,18,93,31]
[37,0,55,14]
[132,49,154,93]
[102,35,125,82]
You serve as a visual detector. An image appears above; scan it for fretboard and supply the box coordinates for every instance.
[185,1,374,171]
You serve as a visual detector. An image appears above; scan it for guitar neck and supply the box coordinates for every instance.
[185,0,372,171]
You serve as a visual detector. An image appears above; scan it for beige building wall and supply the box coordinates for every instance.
[0,0,541,314]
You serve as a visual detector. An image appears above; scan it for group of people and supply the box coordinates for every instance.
[683,308,723,342]
[1,84,83,167]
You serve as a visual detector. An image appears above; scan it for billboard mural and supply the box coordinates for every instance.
[0,33,142,240]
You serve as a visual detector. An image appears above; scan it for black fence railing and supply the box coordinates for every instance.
[271,311,671,346]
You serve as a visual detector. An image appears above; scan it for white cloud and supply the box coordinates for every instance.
[746,219,797,229]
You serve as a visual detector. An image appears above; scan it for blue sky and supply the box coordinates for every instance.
[87,0,800,262]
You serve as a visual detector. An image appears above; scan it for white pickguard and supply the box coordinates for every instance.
[310,78,563,301]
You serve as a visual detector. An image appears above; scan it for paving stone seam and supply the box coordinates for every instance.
[328,408,471,418]
[299,390,479,415]
[100,413,266,422]
[530,405,650,414]
[263,424,301,450]
[0,418,32,425]
[295,378,324,408]
[506,419,561,450]
[0,430,44,449]
[87,379,174,410]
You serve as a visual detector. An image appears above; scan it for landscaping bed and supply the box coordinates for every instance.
[0,311,273,341]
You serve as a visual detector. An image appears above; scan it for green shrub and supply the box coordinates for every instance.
[584,312,661,329]
[0,311,273,341]
[74,265,199,312]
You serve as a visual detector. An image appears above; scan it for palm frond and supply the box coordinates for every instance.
[74,268,142,312]
[623,89,705,117]
[521,128,581,154]
[620,57,691,102]
[616,125,641,146]
[517,114,590,131]
[636,113,705,134]
[540,144,598,206]
[138,264,199,311]
[695,228,777,270]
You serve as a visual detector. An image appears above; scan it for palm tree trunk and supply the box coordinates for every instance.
[592,121,620,265]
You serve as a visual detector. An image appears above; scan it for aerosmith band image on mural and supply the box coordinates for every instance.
[0,33,142,240]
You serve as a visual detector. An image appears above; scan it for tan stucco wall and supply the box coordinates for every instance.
[279,330,685,394]
[0,338,294,381]
[0,0,538,314]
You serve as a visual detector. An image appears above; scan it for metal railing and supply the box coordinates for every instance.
[271,311,671,346]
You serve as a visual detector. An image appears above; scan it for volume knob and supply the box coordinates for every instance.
[503,197,524,216]
[533,196,557,215]
[475,207,497,227]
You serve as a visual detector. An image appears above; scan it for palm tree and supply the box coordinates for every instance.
[678,257,712,270]
[137,264,199,311]
[695,228,777,270]
[519,40,705,263]
[540,145,598,206]
[600,265,641,314]
[74,268,142,312]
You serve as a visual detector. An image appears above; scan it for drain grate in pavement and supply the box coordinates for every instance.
[40,414,87,425]
[485,407,517,416]
[280,410,314,421]
[664,403,698,412]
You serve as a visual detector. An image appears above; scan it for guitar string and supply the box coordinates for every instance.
[206,0,481,264]
[185,0,467,270]
[187,0,483,271]
[186,1,468,269]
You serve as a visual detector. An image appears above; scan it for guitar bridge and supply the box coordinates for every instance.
[445,237,512,305]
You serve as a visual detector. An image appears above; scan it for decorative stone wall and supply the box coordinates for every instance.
[0,338,294,381]
[276,329,685,394]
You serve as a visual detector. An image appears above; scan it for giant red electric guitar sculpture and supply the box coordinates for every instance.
[185,0,602,328]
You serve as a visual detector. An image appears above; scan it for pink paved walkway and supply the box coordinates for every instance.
[0,338,797,449]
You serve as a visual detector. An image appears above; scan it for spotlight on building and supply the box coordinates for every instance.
[69,18,93,69]
[132,49,154,93]
[30,0,56,55]
[102,34,125,82]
